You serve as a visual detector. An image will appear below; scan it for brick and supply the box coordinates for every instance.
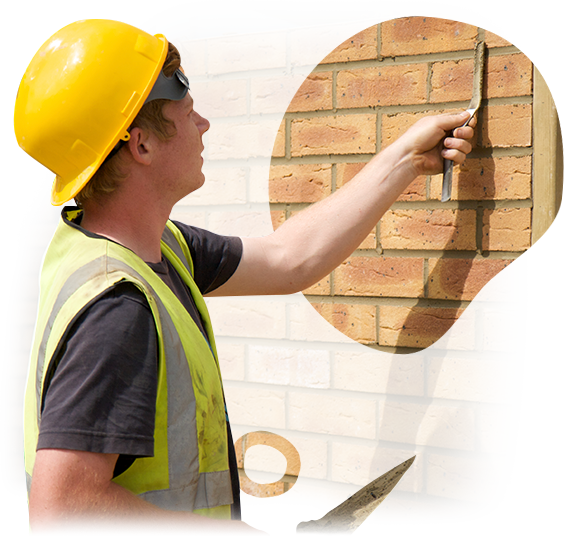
[207,32,286,74]
[428,258,513,301]
[244,432,328,479]
[291,114,377,156]
[240,477,284,504]
[216,342,245,381]
[0,301,37,326]
[336,64,427,108]
[302,276,331,296]
[429,156,532,200]
[207,119,285,160]
[333,446,423,492]
[290,20,377,66]
[269,164,332,203]
[251,72,333,114]
[482,207,531,251]
[209,210,285,236]
[205,298,286,339]
[379,305,465,348]
[334,351,425,396]
[182,39,206,77]
[0,455,24,481]
[0,275,20,299]
[224,386,286,428]
[381,17,477,57]
[479,512,530,536]
[288,301,349,343]
[0,328,20,352]
[380,209,477,250]
[378,401,475,450]
[483,309,530,354]
[428,454,530,509]
[379,499,474,525]
[289,392,377,438]
[481,410,530,456]
[0,380,17,404]
[0,408,22,429]
[288,482,348,512]
[190,78,247,118]
[312,302,376,344]
[485,2,534,48]
[334,256,424,297]
[178,166,246,206]
[428,357,530,406]
[485,53,532,99]
[247,345,330,388]
[430,59,474,103]
[482,104,532,148]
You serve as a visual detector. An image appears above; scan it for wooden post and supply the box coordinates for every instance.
[530,9,565,536]
[100,0,157,34]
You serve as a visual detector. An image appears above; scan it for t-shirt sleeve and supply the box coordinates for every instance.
[37,282,158,458]
[172,221,243,295]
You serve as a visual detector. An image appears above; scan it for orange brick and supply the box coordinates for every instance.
[332,441,423,493]
[379,305,464,348]
[269,164,332,203]
[428,258,513,300]
[312,303,376,344]
[208,299,285,339]
[482,104,532,148]
[248,72,333,115]
[208,119,285,160]
[224,386,285,428]
[334,257,424,297]
[291,114,377,156]
[429,156,532,200]
[290,20,377,65]
[209,210,285,236]
[379,401,475,450]
[336,162,427,201]
[380,209,476,250]
[485,54,532,99]
[482,207,531,251]
[216,343,243,381]
[379,499,474,525]
[428,357,530,406]
[0,301,37,326]
[177,167,247,206]
[248,345,330,389]
[240,477,284,504]
[336,64,427,108]
[381,17,477,56]
[208,33,285,74]
[334,352,424,396]
[182,39,206,77]
[288,392,376,437]
[244,432,328,479]
[483,309,530,354]
[430,59,474,103]
[479,512,530,536]
[428,454,530,509]
[191,78,247,117]
[485,2,534,48]
[302,276,331,296]
[481,410,530,456]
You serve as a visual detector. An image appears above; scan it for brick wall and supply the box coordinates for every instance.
[161,17,551,511]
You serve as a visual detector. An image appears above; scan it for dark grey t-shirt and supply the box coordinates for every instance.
[37,216,242,516]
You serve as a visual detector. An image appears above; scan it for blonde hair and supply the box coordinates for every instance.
[75,42,182,205]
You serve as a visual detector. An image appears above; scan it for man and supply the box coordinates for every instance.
[16,19,475,531]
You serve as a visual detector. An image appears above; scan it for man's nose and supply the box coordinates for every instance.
[195,112,210,134]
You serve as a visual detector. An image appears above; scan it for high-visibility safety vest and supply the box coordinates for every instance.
[24,209,233,518]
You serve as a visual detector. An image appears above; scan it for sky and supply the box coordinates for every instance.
[0,0,475,39]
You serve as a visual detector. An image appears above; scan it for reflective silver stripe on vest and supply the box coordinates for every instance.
[161,225,192,276]
[32,255,231,511]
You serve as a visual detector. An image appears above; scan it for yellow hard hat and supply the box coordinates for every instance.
[14,19,168,206]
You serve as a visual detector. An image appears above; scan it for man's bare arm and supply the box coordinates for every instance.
[210,112,475,297]
[29,449,256,532]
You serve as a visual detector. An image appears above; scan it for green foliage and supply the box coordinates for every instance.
[0,19,13,132]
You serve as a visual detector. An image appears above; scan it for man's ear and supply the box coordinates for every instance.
[126,127,154,165]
